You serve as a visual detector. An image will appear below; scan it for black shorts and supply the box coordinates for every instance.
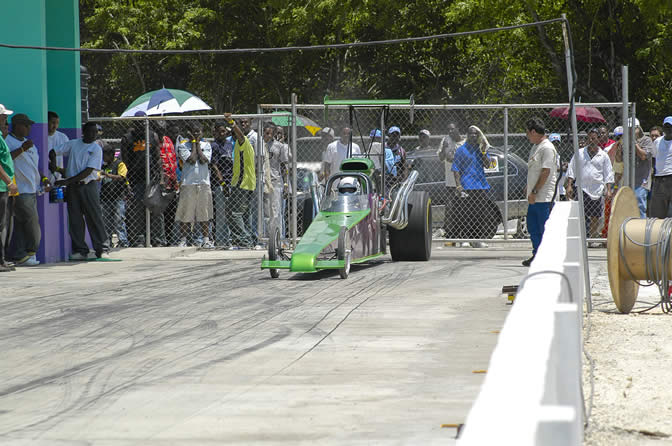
[582,191,603,217]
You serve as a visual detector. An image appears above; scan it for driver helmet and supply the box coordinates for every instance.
[338,177,359,195]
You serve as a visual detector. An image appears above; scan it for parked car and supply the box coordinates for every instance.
[407,146,529,239]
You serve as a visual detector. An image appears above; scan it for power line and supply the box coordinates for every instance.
[0,18,565,55]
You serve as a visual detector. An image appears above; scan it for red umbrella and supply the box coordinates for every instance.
[549,106,606,123]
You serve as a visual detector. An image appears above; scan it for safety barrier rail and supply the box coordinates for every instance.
[458,201,586,445]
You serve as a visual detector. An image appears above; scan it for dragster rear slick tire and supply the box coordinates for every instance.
[388,190,432,261]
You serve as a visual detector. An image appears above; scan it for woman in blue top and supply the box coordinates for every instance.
[451,125,496,246]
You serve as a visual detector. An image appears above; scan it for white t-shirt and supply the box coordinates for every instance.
[527,138,558,202]
[653,137,672,176]
[48,130,69,181]
[567,147,614,200]
[177,139,212,185]
[62,138,103,184]
[323,140,361,175]
[6,134,41,194]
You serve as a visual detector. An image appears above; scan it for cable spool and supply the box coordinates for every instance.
[608,186,672,313]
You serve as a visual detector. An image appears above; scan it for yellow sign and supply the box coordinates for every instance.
[484,155,499,173]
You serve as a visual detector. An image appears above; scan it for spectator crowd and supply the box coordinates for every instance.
[1,102,671,272]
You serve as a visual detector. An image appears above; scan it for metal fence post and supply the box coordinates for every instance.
[630,102,637,190]
[622,65,630,189]
[291,93,298,248]
[563,12,591,312]
[145,116,151,247]
[503,107,509,240]
[257,105,265,240]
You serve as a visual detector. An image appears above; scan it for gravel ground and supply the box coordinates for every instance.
[583,258,672,445]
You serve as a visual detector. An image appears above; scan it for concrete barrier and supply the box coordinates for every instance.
[458,201,585,445]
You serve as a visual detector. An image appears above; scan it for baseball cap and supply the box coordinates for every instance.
[419,129,431,137]
[549,133,561,142]
[369,129,382,138]
[320,127,335,137]
[663,116,672,127]
[613,126,624,137]
[11,113,35,125]
[0,104,13,115]
[388,126,401,135]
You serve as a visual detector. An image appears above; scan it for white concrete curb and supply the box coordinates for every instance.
[458,201,585,445]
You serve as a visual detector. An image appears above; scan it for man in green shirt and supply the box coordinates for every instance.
[0,104,18,272]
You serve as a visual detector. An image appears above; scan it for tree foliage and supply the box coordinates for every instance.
[79,0,672,126]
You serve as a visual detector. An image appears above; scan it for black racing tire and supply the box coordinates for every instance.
[268,227,280,279]
[389,190,432,261]
[337,226,350,279]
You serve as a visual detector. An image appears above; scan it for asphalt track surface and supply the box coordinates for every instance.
[0,248,528,445]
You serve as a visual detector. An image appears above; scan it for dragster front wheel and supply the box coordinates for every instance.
[337,226,351,279]
[268,227,280,278]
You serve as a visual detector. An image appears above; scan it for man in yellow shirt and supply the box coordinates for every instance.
[226,113,257,249]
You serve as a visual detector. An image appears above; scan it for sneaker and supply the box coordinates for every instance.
[1,262,15,271]
[177,239,188,248]
[522,256,535,267]
[201,240,215,249]
[253,244,263,250]
[471,242,489,248]
[69,252,88,261]
[18,255,40,266]
[0,264,13,272]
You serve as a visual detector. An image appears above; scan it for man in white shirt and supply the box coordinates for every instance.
[649,116,672,218]
[7,113,50,266]
[566,128,614,239]
[523,118,558,267]
[54,122,107,260]
[438,123,465,239]
[47,111,69,182]
[322,127,361,179]
[263,124,289,236]
[175,121,214,248]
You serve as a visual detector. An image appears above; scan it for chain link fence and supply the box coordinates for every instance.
[261,102,633,244]
[87,103,634,250]
[89,113,299,250]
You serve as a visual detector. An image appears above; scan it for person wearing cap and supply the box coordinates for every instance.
[631,124,655,218]
[46,111,70,183]
[437,123,465,240]
[522,118,558,266]
[120,120,165,247]
[322,127,361,180]
[226,113,258,249]
[210,121,234,247]
[6,113,50,266]
[54,122,108,260]
[649,116,672,219]
[366,129,383,170]
[262,122,289,238]
[548,133,568,201]
[411,129,433,153]
[100,144,130,249]
[566,128,614,241]
[0,104,18,271]
[451,125,495,248]
[384,126,407,187]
